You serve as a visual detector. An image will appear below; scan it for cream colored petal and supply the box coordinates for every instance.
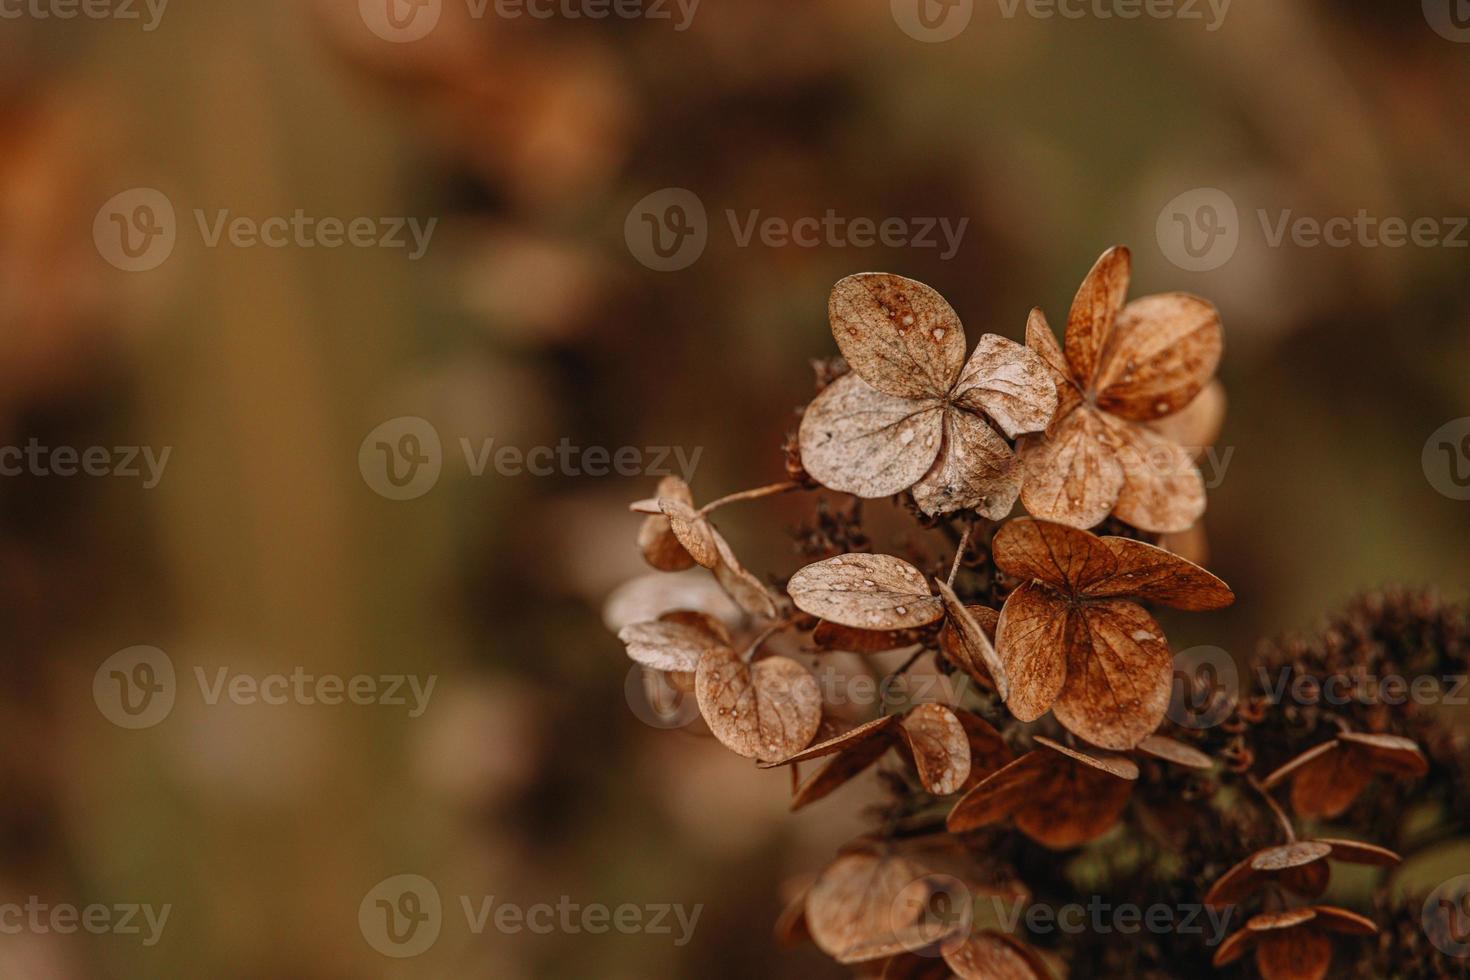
[1147,380,1226,457]
[829,273,967,398]
[911,408,1021,520]
[1108,419,1206,534]
[952,334,1058,439]
[1094,293,1223,422]
[1017,407,1124,531]
[1065,245,1131,386]
[787,553,945,630]
[694,649,821,762]
[799,373,945,499]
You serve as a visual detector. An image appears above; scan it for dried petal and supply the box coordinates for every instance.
[936,583,1009,700]
[1135,734,1213,769]
[814,620,916,654]
[994,582,1071,722]
[1052,600,1172,751]
[952,709,1013,788]
[1064,245,1131,386]
[952,334,1058,439]
[829,273,966,399]
[1251,841,1334,873]
[637,477,699,571]
[1285,743,1370,820]
[694,649,821,762]
[1025,307,1082,419]
[910,407,1021,520]
[1093,292,1223,421]
[1087,536,1235,610]
[992,517,1119,595]
[1212,927,1257,966]
[805,852,952,964]
[617,612,731,672]
[659,497,719,568]
[1017,408,1125,530]
[791,732,899,810]
[1032,736,1141,781]
[1308,906,1378,935]
[1254,928,1331,980]
[897,704,971,796]
[710,526,780,620]
[1108,418,1207,534]
[799,373,946,499]
[1318,838,1401,867]
[1148,380,1226,453]
[1337,731,1430,777]
[761,714,900,768]
[943,932,1051,980]
[788,554,944,630]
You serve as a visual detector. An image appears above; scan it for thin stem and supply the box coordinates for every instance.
[742,619,798,662]
[699,481,800,516]
[1249,775,1297,842]
[947,522,973,587]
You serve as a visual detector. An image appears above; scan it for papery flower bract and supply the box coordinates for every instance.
[1203,838,1401,908]
[1262,731,1428,820]
[799,274,1058,518]
[992,518,1234,750]
[1019,245,1223,532]
[1213,906,1377,980]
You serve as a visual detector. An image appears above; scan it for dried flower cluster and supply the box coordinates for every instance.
[608,247,1462,977]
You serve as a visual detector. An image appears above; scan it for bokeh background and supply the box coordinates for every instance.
[1,1,1468,976]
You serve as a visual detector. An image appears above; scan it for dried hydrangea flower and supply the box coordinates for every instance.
[799,274,1058,518]
[1212,906,1377,980]
[803,848,968,965]
[1203,838,1401,908]
[1262,731,1428,819]
[693,641,822,763]
[787,553,1010,698]
[991,518,1234,750]
[760,705,1008,809]
[1018,245,1224,533]
[946,736,1140,848]
[629,478,780,618]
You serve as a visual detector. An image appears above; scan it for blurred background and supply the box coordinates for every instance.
[1,0,1468,976]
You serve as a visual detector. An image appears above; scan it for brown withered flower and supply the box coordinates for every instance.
[630,477,785,618]
[1212,906,1378,980]
[799,274,1058,518]
[946,736,1139,848]
[1263,731,1429,820]
[1018,245,1224,533]
[787,552,1012,699]
[760,705,1012,809]
[991,518,1234,750]
[1204,838,1401,908]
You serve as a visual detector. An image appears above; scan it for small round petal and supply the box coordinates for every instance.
[1031,736,1140,781]
[943,932,1051,980]
[759,714,901,768]
[1212,928,1258,966]
[946,749,1052,834]
[829,273,967,399]
[1107,420,1207,534]
[991,517,1120,593]
[1093,292,1223,422]
[617,612,731,672]
[694,649,822,763]
[1317,838,1402,867]
[1249,908,1319,931]
[1025,307,1082,422]
[994,582,1072,723]
[910,408,1021,520]
[952,334,1059,439]
[805,851,951,964]
[1337,731,1430,777]
[799,373,946,499]
[1147,380,1226,455]
[788,554,945,630]
[1254,928,1331,980]
[636,476,699,570]
[1051,600,1173,751]
[1135,734,1213,769]
[1017,408,1125,531]
[1286,743,1371,820]
[1065,245,1132,388]
[1251,841,1334,873]
[1308,906,1378,936]
[897,704,971,796]
[790,733,898,811]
